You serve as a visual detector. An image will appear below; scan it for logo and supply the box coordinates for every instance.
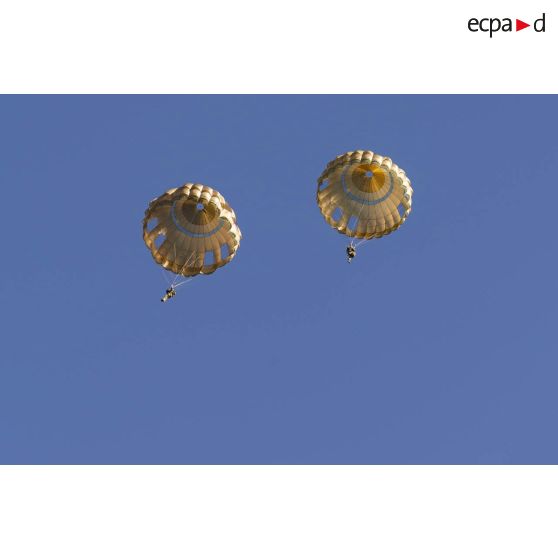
[468,13,546,37]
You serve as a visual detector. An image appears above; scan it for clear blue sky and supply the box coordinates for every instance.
[0,95,556,464]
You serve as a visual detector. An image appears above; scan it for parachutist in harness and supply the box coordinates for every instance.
[161,287,176,302]
[346,245,356,263]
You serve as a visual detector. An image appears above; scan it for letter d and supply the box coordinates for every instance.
[534,13,545,32]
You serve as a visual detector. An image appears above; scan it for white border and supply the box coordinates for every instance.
[1,466,557,558]
[0,1,555,93]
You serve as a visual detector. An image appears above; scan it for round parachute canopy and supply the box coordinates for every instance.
[142,183,241,277]
[317,150,413,240]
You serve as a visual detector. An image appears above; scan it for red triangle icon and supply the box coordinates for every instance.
[516,19,530,31]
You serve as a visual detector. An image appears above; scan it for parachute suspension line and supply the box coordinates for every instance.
[173,250,196,287]
[170,250,196,288]
[171,250,198,289]
[346,238,377,267]
[350,198,368,249]
[160,268,173,286]
[346,200,367,263]
[158,244,197,290]
[172,277,194,289]
[158,243,193,287]
[160,252,196,301]
[170,243,182,286]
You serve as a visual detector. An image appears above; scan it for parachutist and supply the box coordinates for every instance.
[317,151,413,264]
[161,287,176,302]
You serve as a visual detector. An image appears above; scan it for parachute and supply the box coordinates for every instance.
[317,150,413,258]
[142,183,241,293]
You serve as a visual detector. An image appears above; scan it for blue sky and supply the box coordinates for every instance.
[0,95,556,464]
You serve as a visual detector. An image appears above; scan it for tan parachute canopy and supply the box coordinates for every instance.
[142,183,241,277]
[317,150,413,239]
